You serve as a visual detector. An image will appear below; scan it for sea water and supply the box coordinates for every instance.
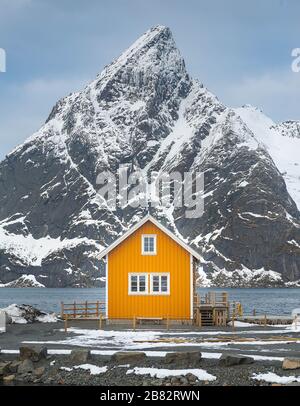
[0,287,299,315]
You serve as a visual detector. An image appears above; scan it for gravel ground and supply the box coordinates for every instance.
[1,321,300,386]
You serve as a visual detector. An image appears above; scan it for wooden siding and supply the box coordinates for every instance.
[107,221,191,319]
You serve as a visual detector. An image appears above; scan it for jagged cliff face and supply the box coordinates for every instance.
[0,26,300,287]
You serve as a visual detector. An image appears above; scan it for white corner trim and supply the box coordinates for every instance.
[190,254,193,320]
[105,255,108,318]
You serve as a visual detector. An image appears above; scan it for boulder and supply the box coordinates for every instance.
[17,359,34,374]
[5,313,12,325]
[20,346,48,362]
[165,351,202,364]
[0,362,12,376]
[219,353,254,367]
[34,366,45,377]
[9,360,21,373]
[282,358,300,370]
[111,352,146,364]
[70,349,91,364]
[3,374,15,383]
[186,373,198,383]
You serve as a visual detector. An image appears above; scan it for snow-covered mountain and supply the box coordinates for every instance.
[0,25,299,287]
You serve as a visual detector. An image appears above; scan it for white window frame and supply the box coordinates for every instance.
[150,273,170,295]
[128,273,149,295]
[141,234,157,255]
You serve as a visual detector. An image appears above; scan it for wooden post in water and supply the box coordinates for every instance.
[264,314,267,327]
[166,317,170,331]
[133,316,136,331]
[253,309,256,317]
[99,313,102,330]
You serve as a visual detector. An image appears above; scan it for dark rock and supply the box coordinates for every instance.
[70,349,91,364]
[34,367,46,377]
[111,352,146,364]
[164,351,201,364]
[0,362,12,376]
[9,360,22,373]
[186,373,198,383]
[219,353,254,367]
[20,346,48,362]
[17,359,34,374]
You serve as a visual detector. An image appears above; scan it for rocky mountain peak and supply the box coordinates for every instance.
[0,26,299,288]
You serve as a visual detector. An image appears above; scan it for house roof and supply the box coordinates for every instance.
[98,214,202,260]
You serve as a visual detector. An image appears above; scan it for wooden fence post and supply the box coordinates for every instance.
[64,314,68,333]
[60,302,63,319]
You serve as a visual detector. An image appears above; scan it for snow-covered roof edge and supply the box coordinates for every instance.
[98,214,202,261]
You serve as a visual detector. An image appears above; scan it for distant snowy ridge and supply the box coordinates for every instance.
[235,106,300,209]
[0,274,45,288]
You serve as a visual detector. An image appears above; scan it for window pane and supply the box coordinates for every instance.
[139,275,146,292]
[131,275,138,292]
[161,276,168,292]
[152,275,160,292]
[149,238,154,252]
[143,236,155,253]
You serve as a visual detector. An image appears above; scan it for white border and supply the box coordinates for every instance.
[141,234,157,255]
[128,273,149,295]
[149,273,170,295]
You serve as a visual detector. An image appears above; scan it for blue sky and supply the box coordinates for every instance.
[0,0,300,159]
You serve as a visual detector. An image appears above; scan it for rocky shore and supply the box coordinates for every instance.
[1,346,300,387]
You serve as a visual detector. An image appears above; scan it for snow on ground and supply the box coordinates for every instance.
[60,364,108,374]
[252,372,300,384]
[126,367,216,381]
[74,364,108,375]
[0,304,58,324]
[21,324,300,353]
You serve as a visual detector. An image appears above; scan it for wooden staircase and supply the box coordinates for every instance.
[199,309,214,326]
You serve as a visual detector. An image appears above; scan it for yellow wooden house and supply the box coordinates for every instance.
[99,215,201,323]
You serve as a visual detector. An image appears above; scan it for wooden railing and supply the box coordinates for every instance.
[60,301,105,320]
[205,292,229,307]
[60,301,106,332]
